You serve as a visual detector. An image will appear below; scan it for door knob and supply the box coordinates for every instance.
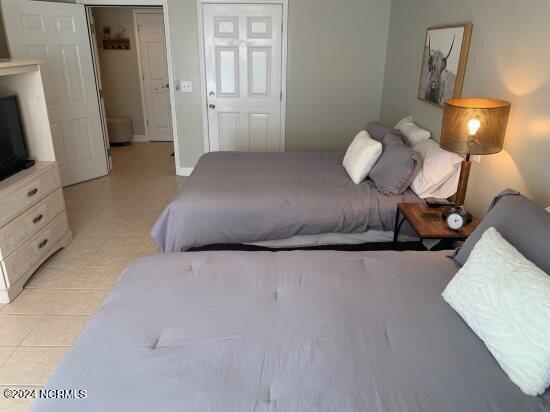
[164,83,169,89]
[208,103,216,109]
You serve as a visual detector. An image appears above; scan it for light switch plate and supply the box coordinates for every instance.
[180,81,192,93]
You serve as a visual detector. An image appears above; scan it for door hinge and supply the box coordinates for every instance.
[281,22,283,33]
[280,91,282,101]
[146,118,149,126]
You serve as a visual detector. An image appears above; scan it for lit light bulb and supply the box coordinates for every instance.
[467,118,481,136]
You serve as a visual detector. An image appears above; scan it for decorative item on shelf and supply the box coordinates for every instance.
[418,23,473,107]
[102,38,131,50]
[103,26,111,39]
[116,21,127,39]
[440,98,511,213]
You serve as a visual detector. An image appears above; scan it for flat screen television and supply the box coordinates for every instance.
[0,95,34,181]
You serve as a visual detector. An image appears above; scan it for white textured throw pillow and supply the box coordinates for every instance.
[410,139,463,198]
[394,116,432,146]
[343,131,383,184]
[443,227,550,396]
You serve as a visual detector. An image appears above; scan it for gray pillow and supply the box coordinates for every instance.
[366,121,401,142]
[369,133,422,195]
[454,190,550,274]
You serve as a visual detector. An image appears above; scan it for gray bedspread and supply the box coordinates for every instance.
[33,250,549,411]
[152,152,422,251]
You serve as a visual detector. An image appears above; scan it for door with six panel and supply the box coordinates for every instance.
[203,4,283,152]
[2,0,108,186]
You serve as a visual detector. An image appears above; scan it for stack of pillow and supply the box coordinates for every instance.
[343,115,464,198]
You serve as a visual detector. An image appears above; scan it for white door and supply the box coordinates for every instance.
[135,11,173,141]
[2,0,108,187]
[203,4,283,152]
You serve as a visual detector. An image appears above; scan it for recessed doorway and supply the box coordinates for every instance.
[90,6,173,145]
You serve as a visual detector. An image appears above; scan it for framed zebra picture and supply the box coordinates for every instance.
[418,23,473,107]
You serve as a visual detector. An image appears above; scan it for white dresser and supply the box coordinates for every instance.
[0,162,72,303]
[0,60,78,302]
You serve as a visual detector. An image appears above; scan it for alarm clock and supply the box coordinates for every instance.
[444,206,471,231]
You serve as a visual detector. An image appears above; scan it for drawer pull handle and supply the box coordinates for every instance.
[33,214,44,224]
[27,188,38,197]
[38,239,48,249]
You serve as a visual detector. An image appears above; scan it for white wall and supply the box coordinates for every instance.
[93,7,146,136]
[380,0,550,216]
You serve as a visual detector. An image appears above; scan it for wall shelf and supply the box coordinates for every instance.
[102,38,131,50]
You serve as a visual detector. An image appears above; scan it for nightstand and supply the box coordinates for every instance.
[393,203,479,250]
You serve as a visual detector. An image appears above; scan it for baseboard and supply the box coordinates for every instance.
[132,135,149,142]
[177,166,194,176]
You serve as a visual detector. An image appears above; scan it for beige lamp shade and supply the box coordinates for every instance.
[440,98,511,155]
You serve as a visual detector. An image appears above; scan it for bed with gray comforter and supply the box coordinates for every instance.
[152,151,422,252]
[33,249,549,411]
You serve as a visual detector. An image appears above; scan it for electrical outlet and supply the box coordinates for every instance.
[180,81,192,93]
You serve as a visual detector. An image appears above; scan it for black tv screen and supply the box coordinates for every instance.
[0,96,29,180]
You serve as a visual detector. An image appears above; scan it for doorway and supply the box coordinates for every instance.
[90,6,173,145]
[199,2,288,152]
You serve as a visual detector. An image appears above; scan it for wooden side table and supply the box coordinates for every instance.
[393,203,479,249]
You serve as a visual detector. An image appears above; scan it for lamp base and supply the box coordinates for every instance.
[454,159,472,206]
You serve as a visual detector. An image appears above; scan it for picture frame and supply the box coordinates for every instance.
[418,23,473,107]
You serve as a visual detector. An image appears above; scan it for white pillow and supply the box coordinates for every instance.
[394,116,432,146]
[343,131,383,184]
[410,139,463,198]
[442,227,550,396]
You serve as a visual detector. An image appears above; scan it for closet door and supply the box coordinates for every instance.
[2,0,108,186]
[135,10,173,141]
[202,3,283,152]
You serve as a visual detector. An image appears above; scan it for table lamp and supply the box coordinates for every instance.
[440,98,511,207]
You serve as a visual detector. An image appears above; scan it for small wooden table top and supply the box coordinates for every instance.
[395,203,479,240]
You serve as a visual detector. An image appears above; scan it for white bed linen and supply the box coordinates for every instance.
[247,230,418,248]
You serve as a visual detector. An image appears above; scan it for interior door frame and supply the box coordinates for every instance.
[86,8,112,172]
[133,7,173,142]
[78,0,182,173]
[196,0,288,153]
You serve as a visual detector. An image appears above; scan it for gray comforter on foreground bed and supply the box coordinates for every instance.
[152,152,422,251]
[34,250,549,411]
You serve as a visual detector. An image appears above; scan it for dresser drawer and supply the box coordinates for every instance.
[0,164,60,228]
[0,188,65,260]
[1,212,69,288]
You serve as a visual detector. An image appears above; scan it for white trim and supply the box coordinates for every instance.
[132,134,149,142]
[196,0,288,153]
[177,166,195,176]
[280,0,288,151]
[85,7,112,172]
[163,1,182,173]
[196,2,210,153]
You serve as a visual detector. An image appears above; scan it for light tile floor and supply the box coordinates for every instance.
[0,142,184,411]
